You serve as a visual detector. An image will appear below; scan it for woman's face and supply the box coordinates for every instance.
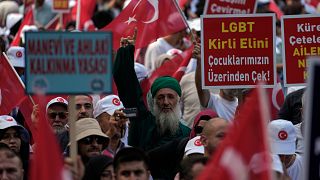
[0,128,21,153]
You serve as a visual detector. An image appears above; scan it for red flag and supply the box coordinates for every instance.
[11,9,34,46]
[198,88,272,180]
[29,96,64,180]
[0,54,26,114]
[269,0,283,20]
[267,77,284,120]
[73,0,96,30]
[102,0,188,50]
[140,45,193,107]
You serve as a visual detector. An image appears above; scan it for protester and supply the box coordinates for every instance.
[113,39,190,151]
[193,44,238,121]
[0,115,30,180]
[189,109,218,139]
[184,135,204,158]
[200,117,229,157]
[83,155,114,180]
[113,147,151,180]
[0,143,24,180]
[74,95,94,120]
[268,119,303,180]
[177,156,208,180]
[67,118,109,164]
[93,94,128,157]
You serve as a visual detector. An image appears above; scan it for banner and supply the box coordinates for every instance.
[281,14,320,86]
[25,32,113,94]
[204,0,257,14]
[201,14,276,89]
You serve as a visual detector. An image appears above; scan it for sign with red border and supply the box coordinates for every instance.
[281,14,320,87]
[204,0,257,15]
[52,0,69,13]
[201,14,276,89]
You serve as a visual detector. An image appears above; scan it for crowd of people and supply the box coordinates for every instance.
[0,0,318,179]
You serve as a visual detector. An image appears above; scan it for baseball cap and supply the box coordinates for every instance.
[134,63,149,82]
[93,95,124,118]
[184,136,204,156]
[46,97,68,111]
[6,46,25,68]
[0,115,30,143]
[268,119,296,155]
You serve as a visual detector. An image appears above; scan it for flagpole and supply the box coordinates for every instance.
[76,0,81,30]
[172,0,196,43]
[2,53,35,105]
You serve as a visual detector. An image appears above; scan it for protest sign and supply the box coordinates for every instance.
[201,14,276,89]
[52,0,69,13]
[25,31,113,94]
[304,57,320,180]
[204,0,257,14]
[281,14,320,86]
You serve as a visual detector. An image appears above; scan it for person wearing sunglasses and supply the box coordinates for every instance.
[189,109,218,139]
[68,118,109,165]
[94,95,129,158]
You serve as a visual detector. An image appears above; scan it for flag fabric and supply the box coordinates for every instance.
[267,77,284,120]
[140,45,193,107]
[10,9,34,46]
[29,95,64,180]
[0,54,26,114]
[269,0,283,20]
[198,88,272,180]
[76,0,96,30]
[102,0,188,50]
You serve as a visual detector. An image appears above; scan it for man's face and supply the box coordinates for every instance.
[96,112,112,134]
[46,104,68,134]
[78,136,106,159]
[154,88,179,114]
[0,128,21,154]
[153,88,181,135]
[0,150,24,180]
[201,119,229,155]
[115,161,149,180]
[75,95,93,120]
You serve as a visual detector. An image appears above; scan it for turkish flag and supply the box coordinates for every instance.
[10,9,34,46]
[102,0,187,50]
[269,0,283,20]
[0,54,26,114]
[77,0,96,30]
[29,96,64,180]
[198,88,272,180]
[140,45,193,107]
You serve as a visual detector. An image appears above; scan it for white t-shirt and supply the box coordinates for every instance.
[207,93,238,121]
[144,38,174,71]
[287,154,303,180]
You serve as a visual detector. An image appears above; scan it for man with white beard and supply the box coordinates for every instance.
[113,43,190,151]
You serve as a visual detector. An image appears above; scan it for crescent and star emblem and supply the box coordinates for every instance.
[125,0,159,25]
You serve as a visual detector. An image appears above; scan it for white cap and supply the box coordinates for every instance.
[6,46,25,68]
[166,48,182,56]
[187,18,200,32]
[268,119,296,155]
[6,13,23,30]
[134,63,149,82]
[20,25,38,44]
[93,95,124,118]
[0,115,23,130]
[271,154,284,174]
[46,97,68,111]
[184,136,204,156]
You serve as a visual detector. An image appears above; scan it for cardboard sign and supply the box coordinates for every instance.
[25,32,113,94]
[201,14,276,89]
[304,57,320,180]
[204,0,257,14]
[52,0,69,13]
[281,14,320,86]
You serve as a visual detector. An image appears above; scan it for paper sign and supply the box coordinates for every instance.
[281,14,320,86]
[201,14,276,89]
[25,31,113,94]
[204,0,257,14]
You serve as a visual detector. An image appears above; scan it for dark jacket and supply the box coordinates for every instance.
[113,45,190,151]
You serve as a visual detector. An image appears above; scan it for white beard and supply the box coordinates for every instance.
[153,102,181,136]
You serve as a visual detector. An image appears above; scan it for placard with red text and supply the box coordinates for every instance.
[204,0,257,15]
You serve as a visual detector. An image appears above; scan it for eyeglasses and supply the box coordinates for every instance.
[194,126,204,134]
[47,112,68,119]
[79,136,106,145]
